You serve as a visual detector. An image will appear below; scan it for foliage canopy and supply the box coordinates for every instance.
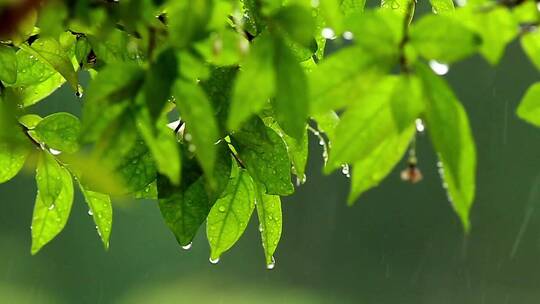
[0,0,539,268]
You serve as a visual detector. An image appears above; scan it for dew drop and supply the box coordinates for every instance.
[266,256,276,270]
[209,257,220,264]
[188,144,196,152]
[415,118,425,133]
[318,139,325,146]
[184,133,192,141]
[88,209,94,216]
[75,90,83,98]
[218,206,226,212]
[181,242,192,250]
[429,60,449,75]
[259,224,263,232]
[321,27,337,40]
[48,204,55,210]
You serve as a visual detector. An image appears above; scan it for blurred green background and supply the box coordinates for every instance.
[1,34,540,304]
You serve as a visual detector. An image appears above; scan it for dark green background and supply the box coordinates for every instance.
[1,32,540,304]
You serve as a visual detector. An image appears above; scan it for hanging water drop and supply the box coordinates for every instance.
[318,138,325,146]
[181,242,192,250]
[209,257,220,264]
[88,209,94,216]
[266,256,276,270]
[415,118,425,133]
[341,164,351,178]
[321,27,337,40]
[429,60,449,75]
[259,224,263,232]
[49,148,62,155]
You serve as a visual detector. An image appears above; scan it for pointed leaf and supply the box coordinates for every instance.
[31,156,74,254]
[0,137,30,184]
[255,184,282,266]
[36,152,65,207]
[521,30,540,71]
[517,82,540,127]
[232,118,294,195]
[349,126,414,203]
[144,48,178,120]
[79,183,112,249]
[207,167,255,260]
[417,63,476,232]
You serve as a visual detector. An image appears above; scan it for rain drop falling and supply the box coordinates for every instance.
[266,256,276,270]
[181,242,192,250]
[429,60,449,75]
[343,31,354,40]
[209,257,220,264]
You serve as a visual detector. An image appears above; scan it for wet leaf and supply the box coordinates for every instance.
[517,82,540,127]
[521,30,540,71]
[0,44,17,84]
[31,112,81,154]
[255,183,282,267]
[79,183,112,249]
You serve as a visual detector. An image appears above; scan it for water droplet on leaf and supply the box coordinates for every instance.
[181,242,192,250]
[209,257,220,264]
[429,60,449,75]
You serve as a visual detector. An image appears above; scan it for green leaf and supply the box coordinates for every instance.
[273,4,315,47]
[461,7,517,65]
[31,112,81,154]
[134,99,182,185]
[327,75,423,171]
[159,175,209,246]
[521,30,540,71]
[36,152,66,207]
[349,126,414,204]
[273,39,309,139]
[19,37,78,90]
[429,0,454,15]
[0,44,17,84]
[31,152,74,254]
[232,117,294,195]
[266,120,308,182]
[228,35,275,130]
[174,79,219,180]
[158,142,232,246]
[144,48,178,120]
[82,62,144,141]
[18,114,42,129]
[207,166,256,261]
[381,0,414,22]
[409,14,480,63]
[87,30,131,64]
[0,138,30,184]
[255,184,282,267]
[312,111,340,142]
[168,0,212,49]
[417,63,476,232]
[79,183,112,249]
[517,82,540,127]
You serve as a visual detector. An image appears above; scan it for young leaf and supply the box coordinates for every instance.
[19,37,78,90]
[521,30,540,71]
[349,126,414,204]
[79,183,112,249]
[174,79,219,180]
[409,14,480,63]
[0,44,17,84]
[273,39,310,140]
[168,0,212,49]
[31,154,74,254]
[516,82,540,127]
[272,4,315,47]
[36,152,65,207]
[31,112,81,153]
[327,76,423,171]
[461,7,517,65]
[232,117,294,196]
[417,64,476,232]
[207,166,256,261]
[266,120,308,182]
[255,184,282,267]
[228,35,275,131]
